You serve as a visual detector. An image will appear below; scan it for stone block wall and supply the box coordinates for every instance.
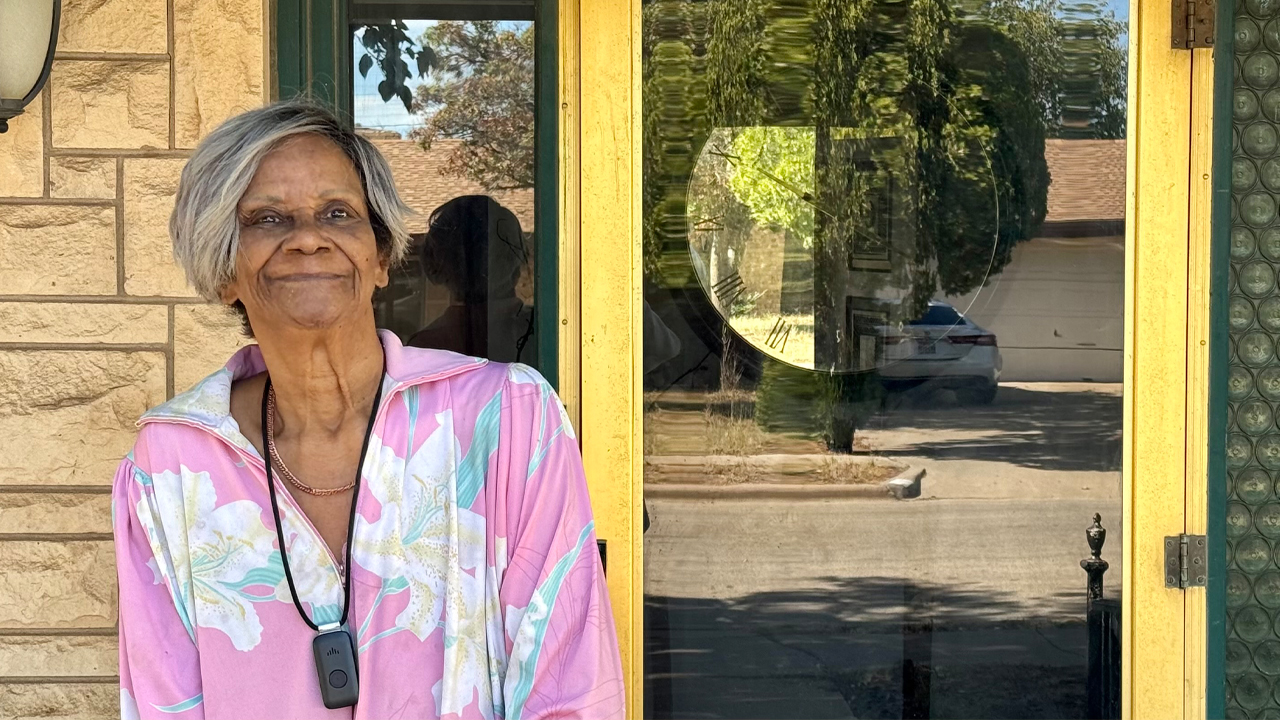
[0,0,265,714]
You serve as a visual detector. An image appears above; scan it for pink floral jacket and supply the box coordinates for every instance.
[112,331,624,719]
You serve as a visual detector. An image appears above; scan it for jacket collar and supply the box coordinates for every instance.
[139,330,487,438]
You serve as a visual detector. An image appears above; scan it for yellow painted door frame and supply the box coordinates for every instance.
[1184,38,1217,720]
[558,0,645,716]
[1126,0,1215,714]
[557,0,1212,715]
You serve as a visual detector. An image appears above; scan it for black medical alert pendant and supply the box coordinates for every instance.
[313,627,359,709]
[264,366,383,712]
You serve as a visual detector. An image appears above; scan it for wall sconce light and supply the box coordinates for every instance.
[0,0,61,134]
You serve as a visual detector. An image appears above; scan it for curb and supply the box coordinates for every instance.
[645,466,925,501]
[885,467,925,499]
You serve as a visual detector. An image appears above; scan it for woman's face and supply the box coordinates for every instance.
[221,133,389,333]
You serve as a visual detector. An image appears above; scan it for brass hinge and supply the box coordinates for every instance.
[1165,534,1208,589]
[1172,0,1216,49]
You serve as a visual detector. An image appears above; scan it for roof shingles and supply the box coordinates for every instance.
[1043,138,1126,223]
[362,130,536,234]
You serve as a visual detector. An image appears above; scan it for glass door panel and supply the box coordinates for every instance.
[349,1,554,374]
[1215,0,1280,714]
[641,1,1129,717]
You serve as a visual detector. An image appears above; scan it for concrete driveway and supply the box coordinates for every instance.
[857,381,1123,501]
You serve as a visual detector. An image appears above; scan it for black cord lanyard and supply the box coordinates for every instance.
[260,357,385,632]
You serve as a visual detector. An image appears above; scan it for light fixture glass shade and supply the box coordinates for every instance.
[0,0,56,101]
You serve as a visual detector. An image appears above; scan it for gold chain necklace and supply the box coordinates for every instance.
[266,386,355,497]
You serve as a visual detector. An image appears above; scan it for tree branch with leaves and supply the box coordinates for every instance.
[410,21,536,191]
[356,21,436,111]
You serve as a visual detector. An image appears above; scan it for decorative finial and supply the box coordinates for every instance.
[1086,513,1107,560]
[1082,514,1110,604]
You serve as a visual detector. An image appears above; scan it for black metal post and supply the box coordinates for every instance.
[1082,514,1121,720]
[1082,513,1109,609]
[902,586,932,720]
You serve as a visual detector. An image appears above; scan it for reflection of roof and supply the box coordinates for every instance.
[1044,139,1126,224]
[360,130,535,234]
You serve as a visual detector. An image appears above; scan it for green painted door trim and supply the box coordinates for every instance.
[273,0,560,387]
[1207,0,1237,714]
[275,0,352,116]
[534,0,559,387]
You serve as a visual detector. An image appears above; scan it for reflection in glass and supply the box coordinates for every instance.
[352,17,541,367]
[405,196,537,362]
[643,0,1128,717]
[688,127,956,373]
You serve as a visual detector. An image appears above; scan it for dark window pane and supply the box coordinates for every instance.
[909,304,963,326]
[352,18,541,367]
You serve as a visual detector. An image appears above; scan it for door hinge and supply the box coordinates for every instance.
[1172,0,1216,49]
[1164,534,1207,589]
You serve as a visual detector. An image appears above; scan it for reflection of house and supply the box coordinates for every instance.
[948,139,1126,383]
[359,129,537,339]
[359,129,535,234]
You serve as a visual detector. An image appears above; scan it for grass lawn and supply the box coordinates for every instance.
[730,312,815,368]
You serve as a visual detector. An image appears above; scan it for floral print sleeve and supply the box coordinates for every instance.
[113,443,205,719]
[491,365,626,719]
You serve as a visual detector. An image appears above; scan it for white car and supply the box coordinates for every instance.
[878,301,1002,403]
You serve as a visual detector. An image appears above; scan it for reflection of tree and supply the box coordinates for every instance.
[702,0,1055,319]
[1058,0,1127,139]
[645,0,1127,446]
[687,138,762,318]
[721,129,816,246]
[644,1,707,281]
[356,21,436,111]
[355,21,536,191]
[645,0,1126,301]
[410,22,535,190]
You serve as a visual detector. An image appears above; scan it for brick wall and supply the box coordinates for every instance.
[0,0,265,715]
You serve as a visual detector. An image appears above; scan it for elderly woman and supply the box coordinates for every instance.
[112,101,624,719]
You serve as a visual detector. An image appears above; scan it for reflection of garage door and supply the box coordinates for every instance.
[948,236,1124,383]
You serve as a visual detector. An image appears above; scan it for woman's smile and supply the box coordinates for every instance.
[270,272,350,282]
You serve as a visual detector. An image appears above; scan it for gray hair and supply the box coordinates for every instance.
[170,100,413,303]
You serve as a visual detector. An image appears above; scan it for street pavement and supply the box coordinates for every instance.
[858,382,1123,501]
[642,382,1124,719]
[644,498,1122,719]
